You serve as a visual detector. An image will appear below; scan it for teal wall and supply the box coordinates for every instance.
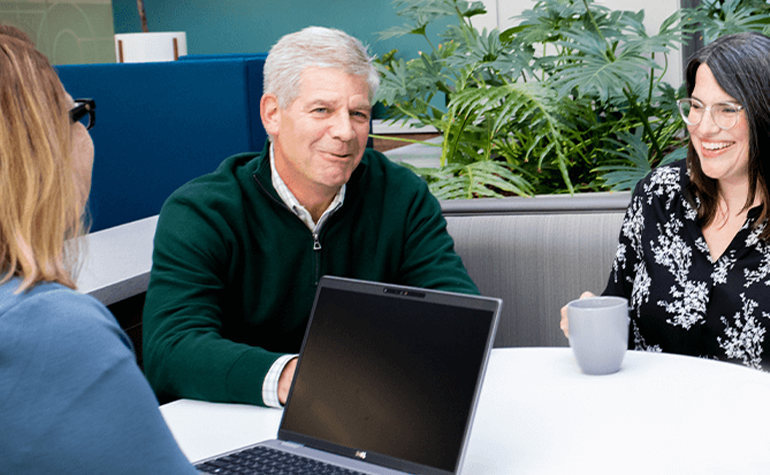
[111,0,455,68]
[0,0,116,64]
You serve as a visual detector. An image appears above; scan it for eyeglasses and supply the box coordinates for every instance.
[70,98,96,130]
[676,98,743,131]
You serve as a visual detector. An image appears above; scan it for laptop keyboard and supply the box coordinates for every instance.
[195,445,369,474]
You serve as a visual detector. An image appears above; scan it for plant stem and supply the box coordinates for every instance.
[581,0,663,161]
[137,0,149,32]
[623,88,663,160]
[581,0,606,52]
[465,165,474,199]
[420,32,437,53]
[447,110,471,165]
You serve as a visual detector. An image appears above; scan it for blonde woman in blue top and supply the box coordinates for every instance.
[0,24,197,474]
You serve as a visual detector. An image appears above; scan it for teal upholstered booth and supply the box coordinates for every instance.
[56,55,268,232]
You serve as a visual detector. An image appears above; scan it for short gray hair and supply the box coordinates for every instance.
[263,26,379,109]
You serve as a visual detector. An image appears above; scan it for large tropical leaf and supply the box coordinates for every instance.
[553,31,660,101]
[507,0,609,47]
[379,0,487,40]
[594,130,687,190]
[448,80,587,191]
[404,161,535,199]
[701,0,770,42]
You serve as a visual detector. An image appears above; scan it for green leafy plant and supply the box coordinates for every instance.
[700,0,770,41]
[375,0,770,198]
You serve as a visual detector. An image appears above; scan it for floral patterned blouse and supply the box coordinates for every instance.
[603,159,770,372]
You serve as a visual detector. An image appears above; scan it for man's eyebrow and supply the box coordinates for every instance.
[307,99,336,108]
[305,99,371,111]
[350,100,372,111]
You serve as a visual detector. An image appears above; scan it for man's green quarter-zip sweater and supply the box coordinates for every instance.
[143,145,478,406]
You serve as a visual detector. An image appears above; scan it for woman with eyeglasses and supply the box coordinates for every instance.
[560,32,770,372]
[0,25,197,473]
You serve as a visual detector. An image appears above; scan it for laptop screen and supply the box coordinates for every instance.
[279,277,500,474]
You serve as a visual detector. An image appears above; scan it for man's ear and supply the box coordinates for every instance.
[260,94,281,136]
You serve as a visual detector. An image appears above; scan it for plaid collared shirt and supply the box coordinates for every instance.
[260,145,345,407]
[262,354,297,408]
[269,144,345,232]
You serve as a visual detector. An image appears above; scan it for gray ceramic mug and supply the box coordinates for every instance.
[567,296,629,375]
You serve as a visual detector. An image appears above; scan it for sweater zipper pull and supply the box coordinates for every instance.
[312,232,322,285]
[312,233,321,251]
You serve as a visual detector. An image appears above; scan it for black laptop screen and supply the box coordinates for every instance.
[280,283,497,473]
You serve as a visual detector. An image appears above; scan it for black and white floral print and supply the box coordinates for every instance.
[604,159,770,372]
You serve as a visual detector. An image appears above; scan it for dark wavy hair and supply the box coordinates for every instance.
[684,32,770,239]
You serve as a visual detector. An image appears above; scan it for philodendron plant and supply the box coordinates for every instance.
[375,0,770,198]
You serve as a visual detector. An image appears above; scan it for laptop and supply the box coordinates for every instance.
[195,275,502,475]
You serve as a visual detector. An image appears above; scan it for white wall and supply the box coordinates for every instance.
[476,0,683,86]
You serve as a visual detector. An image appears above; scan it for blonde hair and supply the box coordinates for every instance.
[0,25,87,291]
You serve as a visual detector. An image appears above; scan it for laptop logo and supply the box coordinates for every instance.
[355,451,367,460]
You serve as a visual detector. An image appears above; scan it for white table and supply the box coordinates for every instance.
[75,215,158,305]
[160,348,770,474]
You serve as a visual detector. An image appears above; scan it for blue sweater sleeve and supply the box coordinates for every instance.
[0,285,197,474]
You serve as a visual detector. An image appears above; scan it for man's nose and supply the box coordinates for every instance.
[330,111,357,141]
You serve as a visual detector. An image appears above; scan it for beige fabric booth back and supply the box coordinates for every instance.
[442,192,631,348]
